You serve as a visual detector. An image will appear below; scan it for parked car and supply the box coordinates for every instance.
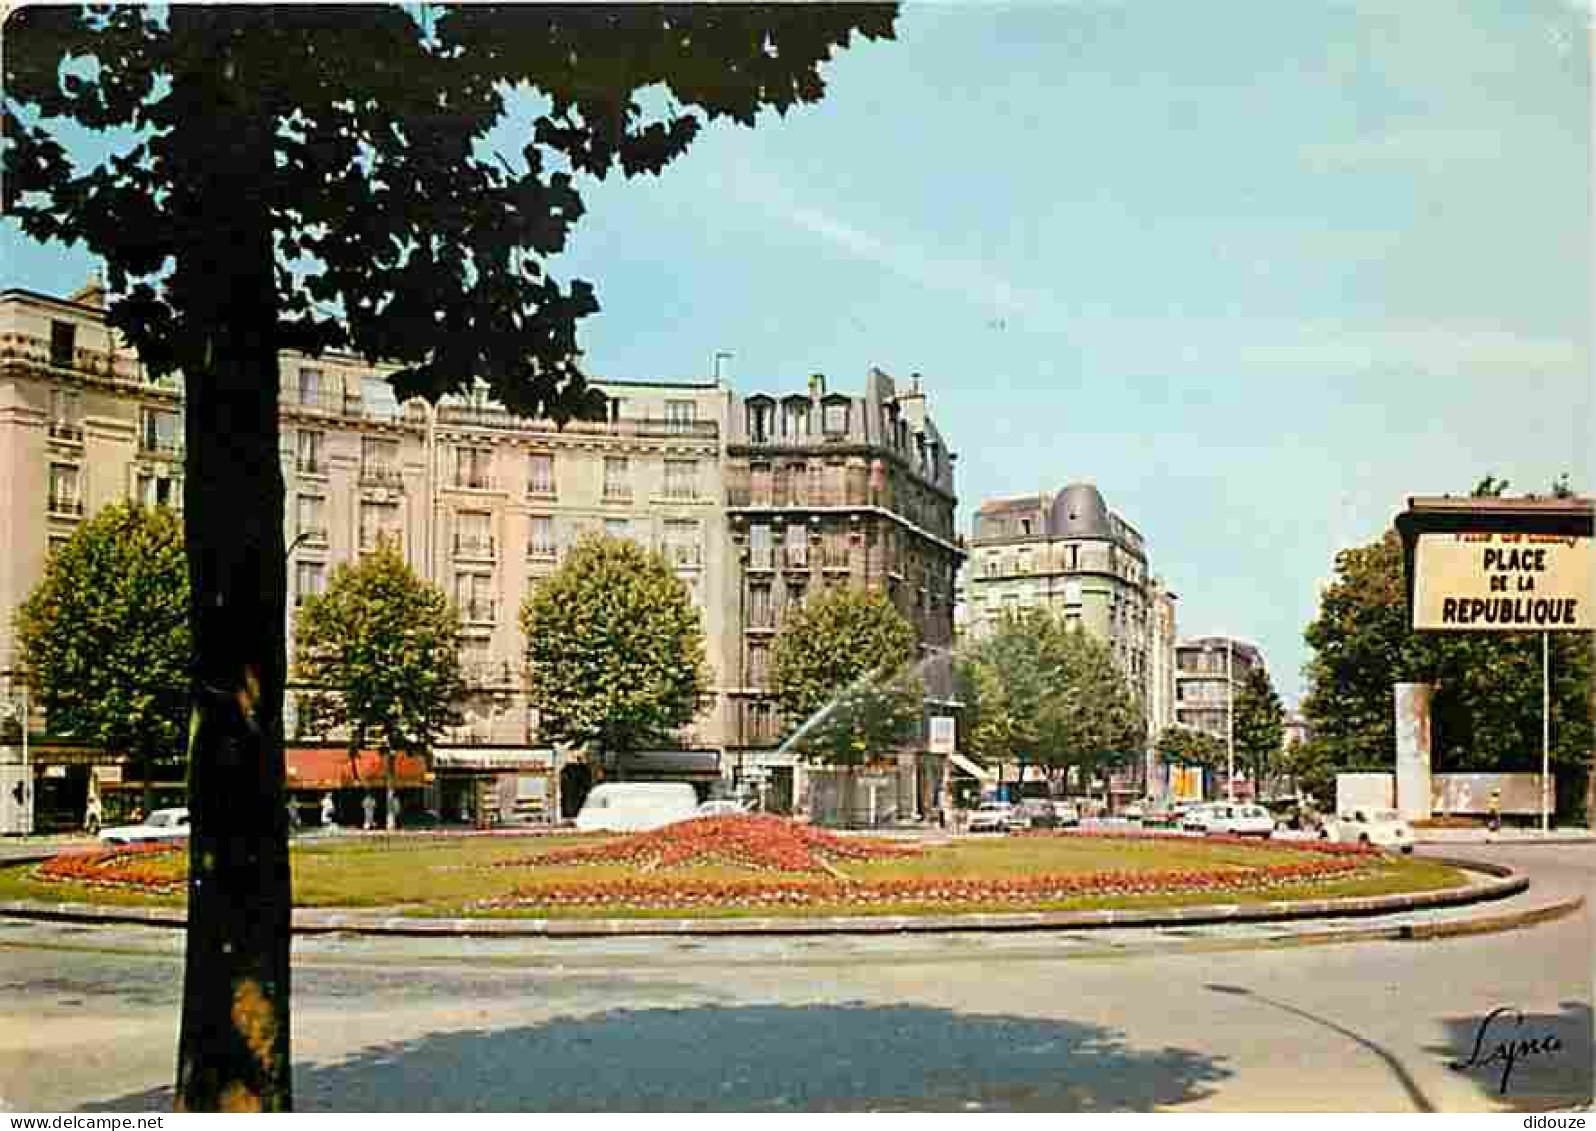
[1180,803,1226,832]
[1016,798,1058,828]
[694,799,750,818]
[575,782,700,832]
[968,801,1027,833]
[1143,802,1195,828]
[1198,803,1275,838]
[99,807,190,845]
[1265,796,1321,832]
[1321,809,1414,853]
[1054,801,1082,828]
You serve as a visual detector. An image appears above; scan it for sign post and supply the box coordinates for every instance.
[1396,497,1592,834]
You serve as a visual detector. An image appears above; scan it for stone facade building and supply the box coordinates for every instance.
[722,368,963,815]
[1173,634,1266,740]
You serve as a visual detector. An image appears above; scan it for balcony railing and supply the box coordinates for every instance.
[297,526,328,545]
[602,486,632,503]
[453,534,496,559]
[727,487,867,508]
[819,548,852,571]
[360,463,403,487]
[452,473,497,491]
[526,479,557,498]
[459,600,498,624]
[527,541,558,560]
[47,495,83,517]
[49,421,84,443]
[745,548,775,571]
[782,547,810,569]
[295,456,324,476]
[359,529,401,552]
[435,403,719,441]
[665,543,702,567]
[140,436,183,458]
[663,484,699,501]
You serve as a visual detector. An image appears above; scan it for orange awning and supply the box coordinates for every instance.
[286,748,428,790]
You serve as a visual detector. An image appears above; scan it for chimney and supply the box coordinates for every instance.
[808,372,826,399]
[69,269,106,310]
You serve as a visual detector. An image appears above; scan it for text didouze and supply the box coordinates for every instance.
[1413,532,1591,631]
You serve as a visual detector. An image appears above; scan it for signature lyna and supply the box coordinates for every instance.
[1450,1006,1564,1094]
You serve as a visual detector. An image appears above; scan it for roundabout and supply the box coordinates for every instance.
[0,814,1538,937]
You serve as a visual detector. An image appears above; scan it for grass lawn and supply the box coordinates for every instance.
[0,830,1470,920]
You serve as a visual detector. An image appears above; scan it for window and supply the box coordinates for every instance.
[748,583,773,628]
[748,700,776,744]
[296,429,323,475]
[664,460,698,500]
[1064,581,1082,604]
[297,367,323,407]
[50,389,82,440]
[455,572,494,622]
[48,463,81,516]
[137,471,179,510]
[49,320,76,368]
[361,437,400,484]
[527,453,555,496]
[822,398,849,435]
[663,520,700,566]
[602,456,630,501]
[295,561,325,607]
[607,396,627,423]
[783,399,810,439]
[360,500,401,550]
[1065,544,1079,571]
[604,518,631,541]
[48,535,71,558]
[455,510,494,557]
[784,525,808,569]
[296,494,327,543]
[747,399,774,444]
[748,524,773,570]
[140,408,181,456]
[528,515,556,559]
[665,400,697,433]
[747,641,770,687]
[455,447,493,490]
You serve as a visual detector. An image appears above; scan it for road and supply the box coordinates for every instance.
[0,843,1590,1112]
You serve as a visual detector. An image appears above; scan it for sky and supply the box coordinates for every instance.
[4,1,1591,706]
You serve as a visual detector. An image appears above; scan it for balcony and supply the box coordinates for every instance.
[782,547,810,570]
[664,543,702,568]
[296,526,328,546]
[359,529,401,553]
[360,463,403,487]
[453,534,497,559]
[602,487,632,503]
[47,495,83,518]
[48,421,84,444]
[295,457,324,477]
[819,548,852,571]
[662,485,699,502]
[744,548,775,572]
[527,541,558,561]
[526,479,557,499]
[459,600,498,625]
[434,404,719,441]
[726,487,866,509]
[140,436,183,458]
[452,473,497,492]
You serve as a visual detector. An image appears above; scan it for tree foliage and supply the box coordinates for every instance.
[4,3,896,1110]
[960,610,1146,781]
[1302,525,1593,813]
[1232,665,1284,792]
[17,502,189,807]
[1155,725,1227,769]
[291,540,464,760]
[770,587,920,765]
[522,535,710,758]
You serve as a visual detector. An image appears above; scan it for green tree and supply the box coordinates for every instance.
[770,587,921,766]
[1155,725,1227,769]
[291,541,464,829]
[1232,666,1284,795]
[17,502,188,816]
[1302,528,1592,814]
[4,4,894,1107]
[522,535,709,762]
[960,610,1145,787]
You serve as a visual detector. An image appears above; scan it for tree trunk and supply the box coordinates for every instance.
[171,17,292,1112]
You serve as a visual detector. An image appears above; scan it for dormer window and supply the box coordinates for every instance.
[822,395,850,436]
[782,396,810,440]
[747,397,775,444]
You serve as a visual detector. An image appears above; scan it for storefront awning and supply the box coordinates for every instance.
[432,747,555,772]
[286,748,428,790]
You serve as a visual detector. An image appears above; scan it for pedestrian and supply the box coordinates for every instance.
[1488,788,1502,833]
[286,798,301,834]
[320,792,336,827]
[362,792,376,831]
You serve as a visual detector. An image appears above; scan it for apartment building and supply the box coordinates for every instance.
[722,368,964,816]
[0,282,732,823]
[1173,635,1267,740]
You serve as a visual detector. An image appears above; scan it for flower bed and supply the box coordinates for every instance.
[34,842,185,893]
[483,826,1382,911]
[497,813,918,874]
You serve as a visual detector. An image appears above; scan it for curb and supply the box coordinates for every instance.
[0,855,1551,940]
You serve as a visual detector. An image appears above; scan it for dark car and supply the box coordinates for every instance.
[1017,798,1059,829]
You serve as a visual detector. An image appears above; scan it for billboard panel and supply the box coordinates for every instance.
[1412,531,1591,631]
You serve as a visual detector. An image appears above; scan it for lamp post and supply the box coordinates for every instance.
[1225,637,1235,803]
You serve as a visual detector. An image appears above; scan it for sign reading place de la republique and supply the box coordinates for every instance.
[1398,497,1593,632]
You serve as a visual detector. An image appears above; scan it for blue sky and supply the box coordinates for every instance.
[4,1,1591,704]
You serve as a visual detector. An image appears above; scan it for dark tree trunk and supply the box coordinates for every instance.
[171,17,292,1112]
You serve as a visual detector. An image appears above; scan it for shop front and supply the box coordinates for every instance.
[285,746,429,828]
[432,746,558,827]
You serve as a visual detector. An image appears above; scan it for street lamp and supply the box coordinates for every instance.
[1226,637,1235,803]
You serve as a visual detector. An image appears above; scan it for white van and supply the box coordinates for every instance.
[574,782,699,832]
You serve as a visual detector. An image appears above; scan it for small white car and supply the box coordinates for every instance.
[99,807,190,845]
[1180,803,1226,832]
[694,799,750,818]
[968,801,1026,834]
[1321,809,1414,853]
[1203,803,1275,838]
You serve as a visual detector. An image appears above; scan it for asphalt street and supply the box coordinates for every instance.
[0,843,1590,1112]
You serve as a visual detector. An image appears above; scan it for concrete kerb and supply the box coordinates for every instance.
[0,854,1573,942]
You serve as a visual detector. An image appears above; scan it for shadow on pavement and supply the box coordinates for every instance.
[1428,1000,1593,1110]
[88,1001,1232,1111]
